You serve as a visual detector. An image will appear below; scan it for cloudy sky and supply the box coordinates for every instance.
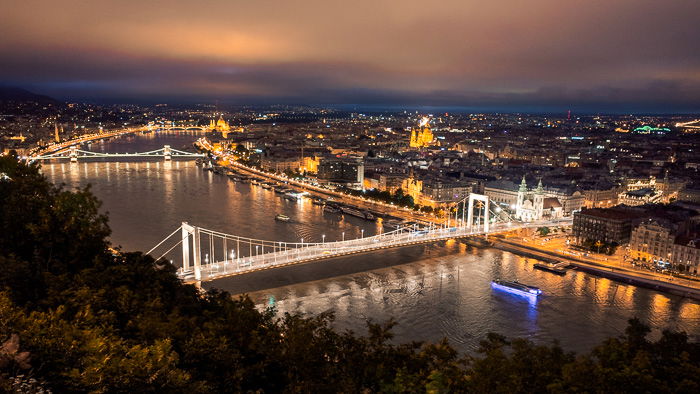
[2,0,699,112]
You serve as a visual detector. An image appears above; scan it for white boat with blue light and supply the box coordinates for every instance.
[491,279,542,297]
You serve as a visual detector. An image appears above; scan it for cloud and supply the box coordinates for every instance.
[1,0,699,111]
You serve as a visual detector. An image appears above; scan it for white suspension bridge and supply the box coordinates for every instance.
[29,145,205,162]
[147,194,572,284]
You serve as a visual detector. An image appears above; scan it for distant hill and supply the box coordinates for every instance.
[0,86,61,104]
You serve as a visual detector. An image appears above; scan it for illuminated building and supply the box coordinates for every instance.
[317,158,364,189]
[672,237,700,274]
[9,133,26,143]
[401,176,423,204]
[618,188,663,206]
[54,122,64,142]
[209,115,231,133]
[630,218,700,274]
[629,220,675,266]
[302,156,320,173]
[515,177,545,221]
[409,117,434,148]
[573,207,644,246]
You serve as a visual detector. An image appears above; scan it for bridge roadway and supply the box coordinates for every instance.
[180,218,572,284]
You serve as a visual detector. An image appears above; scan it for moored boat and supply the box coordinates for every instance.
[383,218,403,229]
[284,192,300,201]
[323,205,341,213]
[533,261,568,275]
[340,206,375,221]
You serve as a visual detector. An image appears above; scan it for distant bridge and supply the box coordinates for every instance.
[149,124,209,132]
[29,145,205,162]
[676,120,700,130]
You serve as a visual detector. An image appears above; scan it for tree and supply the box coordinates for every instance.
[537,226,550,237]
[234,144,248,155]
[595,240,603,254]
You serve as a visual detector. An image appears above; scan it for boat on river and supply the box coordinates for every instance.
[491,279,542,297]
[533,261,569,275]
[275,214,291,222]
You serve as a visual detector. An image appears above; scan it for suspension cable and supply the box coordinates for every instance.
[146,226,182,255]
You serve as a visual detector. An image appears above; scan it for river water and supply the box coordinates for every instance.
[41,132,700,353]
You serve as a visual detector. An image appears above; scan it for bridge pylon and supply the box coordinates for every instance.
[69,145,78,162]
[181,222,201,281]
[467,194,490,232]
[163,145,172,160]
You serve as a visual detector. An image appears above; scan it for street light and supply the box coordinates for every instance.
[361,229,364,238]
[342,232,345,242]
[322,234,325,244]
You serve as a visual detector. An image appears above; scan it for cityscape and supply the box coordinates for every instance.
[1,0,699,392]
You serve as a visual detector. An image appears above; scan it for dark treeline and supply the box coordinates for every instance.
[0,155,698,393]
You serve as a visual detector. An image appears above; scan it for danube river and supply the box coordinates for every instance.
[41,132,700,353]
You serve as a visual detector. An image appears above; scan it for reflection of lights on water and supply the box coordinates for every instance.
[595,277,612,302]
[678,302,700,319]
[651,293,671,316]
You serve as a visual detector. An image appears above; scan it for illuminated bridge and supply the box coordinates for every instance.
[148,124,209,132]
[29,145,205,162]
[147,194,572,284]
[676,120,700,130]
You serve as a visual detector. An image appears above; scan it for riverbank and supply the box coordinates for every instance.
[196,139,439,225]
[492,238,700,301]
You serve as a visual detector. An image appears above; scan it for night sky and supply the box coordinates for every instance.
[2,0,699,112]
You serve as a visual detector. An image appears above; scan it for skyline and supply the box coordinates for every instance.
[2,1,699,112]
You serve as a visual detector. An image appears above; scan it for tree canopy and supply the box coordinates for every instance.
[1,155,698,393]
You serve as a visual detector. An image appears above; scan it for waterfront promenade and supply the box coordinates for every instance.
[494,237,700,300]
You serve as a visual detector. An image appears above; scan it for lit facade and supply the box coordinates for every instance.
[409,118,434,148]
